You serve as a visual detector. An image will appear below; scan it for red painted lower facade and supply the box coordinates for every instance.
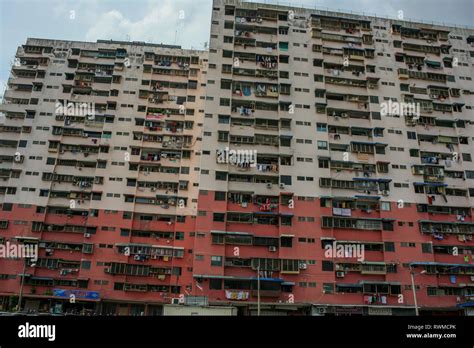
[1,193,473,315]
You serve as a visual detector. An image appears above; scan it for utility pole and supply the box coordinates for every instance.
[410,270,419,316]
[257,264,260,316]
[410,266,426,316]
[18,259,27,312]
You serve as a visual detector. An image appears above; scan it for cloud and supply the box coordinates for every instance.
[84,0,211,49]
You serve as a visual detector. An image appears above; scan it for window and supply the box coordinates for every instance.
[421,243,433,253]
[280,236,293,248]
[280,175,292,185]
[317,141,328,150]
[81,260,91,270]
[211,256,223,266]
[384,242,395,252]
[371,112,381,120]
[218,115,230,124]
[322,261,333,271]
[213,213,225,222]
[210,278,222,290]
[323,283,334,294]
[215,191,226,201]
[215,171,227,181]
[219,98,230,106]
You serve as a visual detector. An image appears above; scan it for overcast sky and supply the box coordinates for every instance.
[0,0,473,96]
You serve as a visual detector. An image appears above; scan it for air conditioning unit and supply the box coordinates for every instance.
[279,183,285,189]
[266,183,273,189]
[84,233,91,238]
[341,112,348,118]
[299,263,307,270]
[336,271,345,278]
[382,190,389,196]
[171,298,181,305]
[134,255,141,261]
[315,306,327,314]
[268,246,277,252]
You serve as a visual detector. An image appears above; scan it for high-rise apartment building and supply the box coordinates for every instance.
[194,0,474,316]
[0,0,474,316]
[0,38,208,315]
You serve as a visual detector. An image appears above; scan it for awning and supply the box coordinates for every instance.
[279,213,294,217]
[353,178,391,183]
[193,276,283,283]
[336,283,362,287]
[332,196,356,201]
[354,195,380,200]
[418,220,449,224]
[425,60,441,68]
[428,85,449,89]
[29,276,53,281]
[250,277,284,282]
[115,243,151,247]
[210,230,252,236]
[343,46,365,51]
[280,234,295,238]
[363,261,387,265]
[359,280,401,285]
[413,182,448,187]
[281,281,295,286]
[457,301,474,308]
[410,262,472,268]
[15,236,40,241]
[338,240,383,245]
[193,274,251,280]
[353,177,378,182]
[351,141,375,145]
[254,211,278,215]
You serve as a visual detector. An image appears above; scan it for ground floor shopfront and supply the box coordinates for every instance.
[0,295,468,316]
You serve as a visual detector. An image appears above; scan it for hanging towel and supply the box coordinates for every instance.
[242,86,252,96]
